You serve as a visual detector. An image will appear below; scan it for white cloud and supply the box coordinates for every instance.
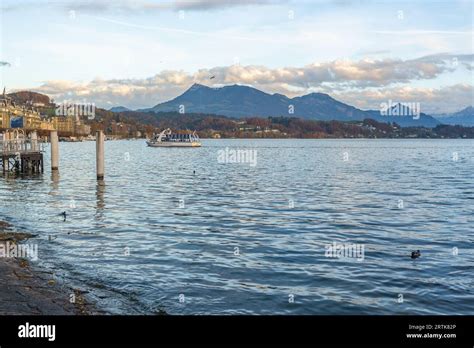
[171,0,280,11]
[332,84,473,114]
[2,0,282,13]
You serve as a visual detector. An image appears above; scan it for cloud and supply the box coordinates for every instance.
[2,0,281,13]
[171,0,278,11]
[197,53,472,89]
[25,54,472,112]
[373,30,473,36]
[32,74,194,109]
[332,84,473,114]
[87,15,278,42]
[31,80,472,115]
[0,61,11,67]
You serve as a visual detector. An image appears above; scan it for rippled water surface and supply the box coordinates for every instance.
[1,139,473,314]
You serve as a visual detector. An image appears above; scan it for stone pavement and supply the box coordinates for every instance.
[0,221,95,315]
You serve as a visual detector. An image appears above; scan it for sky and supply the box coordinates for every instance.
[0,0,473,113]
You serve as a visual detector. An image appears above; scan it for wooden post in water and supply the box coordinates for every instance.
[96,130,104,180]
[2,132,9,173]
[30,131,38,152]
[51,130,59,171]
[30,131,37,173]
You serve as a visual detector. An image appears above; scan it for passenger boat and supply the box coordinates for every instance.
[146,128,201,147]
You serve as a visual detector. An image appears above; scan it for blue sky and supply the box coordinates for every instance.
[1,0,473,113]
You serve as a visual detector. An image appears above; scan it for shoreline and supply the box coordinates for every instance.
[103,137,474,140]
[0,220,100,315]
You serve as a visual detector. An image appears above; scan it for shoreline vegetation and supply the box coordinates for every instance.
[91,109,474,140]
[0,220,98,315]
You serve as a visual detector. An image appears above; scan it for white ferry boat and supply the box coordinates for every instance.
[146,128,201,147]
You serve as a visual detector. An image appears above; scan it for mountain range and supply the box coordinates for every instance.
[10,84,471,128]
[109,106,131,113]
[432,106,474,127]
[135,83,443,128]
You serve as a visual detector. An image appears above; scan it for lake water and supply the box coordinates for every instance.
[1,139,473,315]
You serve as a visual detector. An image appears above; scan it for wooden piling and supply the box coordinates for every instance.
[30,131,38,152]
[2,132,9,173]
[51,130,59,171]
[96,130,104,180]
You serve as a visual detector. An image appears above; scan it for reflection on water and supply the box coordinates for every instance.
[50,171,59,194]
[1,139,473,315]
[95,181,106,219]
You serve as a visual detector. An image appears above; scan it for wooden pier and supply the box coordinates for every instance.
[1,130,44,174]
[1,129,105,179]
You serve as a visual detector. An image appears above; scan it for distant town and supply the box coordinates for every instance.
[0,91,91,141]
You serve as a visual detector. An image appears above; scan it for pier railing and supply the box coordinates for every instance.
[1,139,44,156]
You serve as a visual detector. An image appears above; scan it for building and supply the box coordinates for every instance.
[75,123,91,136]
[51,116,75,135]
[1,89,91,137]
